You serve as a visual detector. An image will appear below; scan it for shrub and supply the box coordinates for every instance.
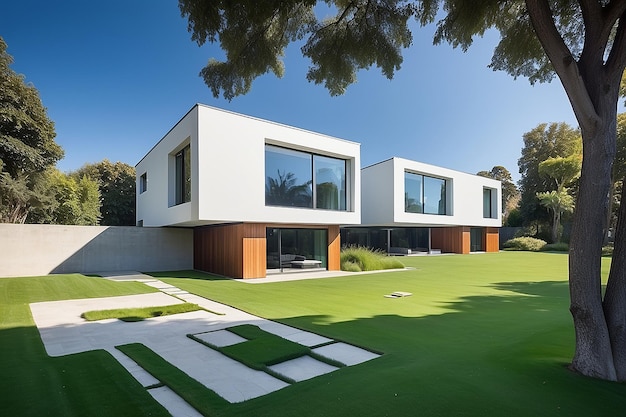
[540,242,569,252]
[503,237,547,252]
[340,246,404,271]
[602,245,614,257]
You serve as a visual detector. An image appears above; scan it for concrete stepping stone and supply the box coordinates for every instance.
[312,342,380,366]
[268,356,338,382]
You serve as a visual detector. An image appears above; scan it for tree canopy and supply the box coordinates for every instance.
[74,160,136,226]
[0,36,64,223]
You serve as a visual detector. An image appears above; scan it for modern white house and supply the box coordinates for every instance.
[136,104,361,278]
[341,158,502,254]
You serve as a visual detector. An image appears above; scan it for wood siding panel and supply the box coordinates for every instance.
[431,227,470,254]
[327,225,341,271]
[194,224,244,278]
[484,227,500,252]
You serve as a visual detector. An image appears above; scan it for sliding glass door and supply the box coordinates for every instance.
[266,228,328,271]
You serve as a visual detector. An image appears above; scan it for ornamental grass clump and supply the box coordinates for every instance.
[503,237,547,252]
[340,246,404,272]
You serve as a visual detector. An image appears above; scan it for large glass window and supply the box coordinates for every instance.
[424,176,446,215]
[405,171,446,215]
[265,145,347,210]
[175,145,191,205]
[315,155,346,210]
[404,172,423,213]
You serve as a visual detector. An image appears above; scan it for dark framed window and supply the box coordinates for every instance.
[265,145,347,210]
[405,171,447,215]
[483,188,496,218]
[139,173,147,194]
[175,145,191,205]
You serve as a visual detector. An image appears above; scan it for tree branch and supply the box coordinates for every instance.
[525,0,599,128]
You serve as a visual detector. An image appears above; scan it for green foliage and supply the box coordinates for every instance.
[540,242,569,252]
[179,0,426,99]
[518,122,581,228]
[81,303,202,322]
[29,169,101,225]
[503,236,547,251]
[74,159,136,226]
[538,154,582,189]
[504,207,523,227]
[0,37,64,222]
[340,246,404,271]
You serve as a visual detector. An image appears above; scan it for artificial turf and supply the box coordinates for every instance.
[82,302,202,322]
[0,274,169,417]
[1,253,624,417]
[154,252,625,417]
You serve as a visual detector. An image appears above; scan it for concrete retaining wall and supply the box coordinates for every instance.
[0,224,193,278]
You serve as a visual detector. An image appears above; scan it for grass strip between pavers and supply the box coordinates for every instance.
[82,303,203,322]
[116,343,229,416]
[189,324,347,384]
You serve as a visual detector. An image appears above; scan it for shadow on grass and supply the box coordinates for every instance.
[3,278,625,417]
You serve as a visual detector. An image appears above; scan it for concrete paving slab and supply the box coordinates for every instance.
[30,274,382,414]
[148,386,204,417]
[108,348,160,387]
[268,356,338,382]
[194,329,247,347]
[312,342,381,366]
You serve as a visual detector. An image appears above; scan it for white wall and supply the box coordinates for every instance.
[137,104,361,227]
[136,107,198,227]
[362,157,502,227]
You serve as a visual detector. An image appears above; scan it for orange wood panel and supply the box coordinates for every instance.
[242,237,266,278]
[194,223,245,278]
[431,227,469,254]
[327,225,341,271]
[484,227,500,252]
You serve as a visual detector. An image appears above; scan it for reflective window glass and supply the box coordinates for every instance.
[404,172,423,213]
[423,176,446,215]
[314,155,346,210]
[265,146,313,208]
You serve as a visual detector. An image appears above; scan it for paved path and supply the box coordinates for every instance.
[30,272,380,417]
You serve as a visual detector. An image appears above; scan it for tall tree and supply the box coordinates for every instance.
[74,160,136,226]
[476,165,520,220]
[179,1,626,381]
[517,123,581,231]
[537,154,581,242]
[0,37,63,222]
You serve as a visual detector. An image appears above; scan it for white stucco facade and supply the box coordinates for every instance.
[361,157,502,228]
[136,104,361,227]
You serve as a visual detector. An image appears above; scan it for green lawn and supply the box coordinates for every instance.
[0,274,169,417]
[1,253,624,416]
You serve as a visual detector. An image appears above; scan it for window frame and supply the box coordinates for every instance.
[174,144,191,205]
[265,144,348,211]
[404,170,447,215]
[139,172,147,194]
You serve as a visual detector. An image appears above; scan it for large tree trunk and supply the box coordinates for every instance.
[525,0,626,382]
[603,178,626,380]
[569,118,617,380]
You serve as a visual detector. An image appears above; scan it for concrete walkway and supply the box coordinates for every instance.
[30,272,380,417]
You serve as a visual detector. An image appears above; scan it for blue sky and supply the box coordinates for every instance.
[1,1,602,183]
